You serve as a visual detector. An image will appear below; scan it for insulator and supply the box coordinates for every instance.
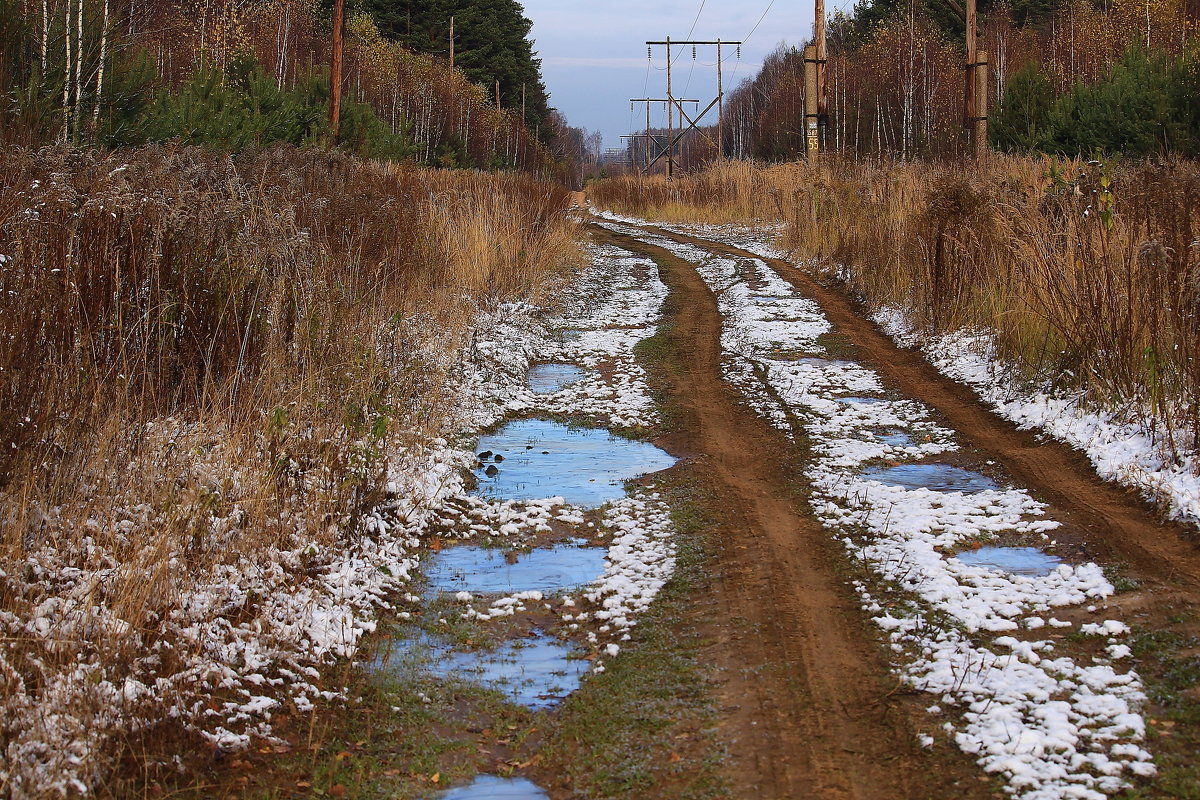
[692,46,697,59]
[648,46,652,60]
[737,45,741,59]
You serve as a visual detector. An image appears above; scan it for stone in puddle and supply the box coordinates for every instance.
[473,418,675,508]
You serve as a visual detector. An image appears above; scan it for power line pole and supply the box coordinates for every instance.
[815,0,828,150]
[629,98,699,174]
[449,15,455,69]
[329,0,345,142]
[964,0,977,149]
[716,39,725,158]
[646,38,741,178]
[665,36,673,179]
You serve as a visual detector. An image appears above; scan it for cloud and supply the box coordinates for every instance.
[543,56,652,69]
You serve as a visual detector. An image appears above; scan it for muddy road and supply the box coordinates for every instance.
[591,217,1200,800]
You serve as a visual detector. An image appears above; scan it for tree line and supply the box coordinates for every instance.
[626,0,1200,165]
[0,0,587,176]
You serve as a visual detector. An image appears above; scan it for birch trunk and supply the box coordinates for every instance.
[92,0,108,130]
[62,0,72,141]
[72,0,83,136]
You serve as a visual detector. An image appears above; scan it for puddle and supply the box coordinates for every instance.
[440,775,550,799]
[527,363,586,394]
[473,419,676,507]
[861,463,1000,493]
[424,544,606,595]
[764,353,854,368]
[876,429,915,447]
[839,396,884,406]
[385,632,590,711]
[955,546,1063,576]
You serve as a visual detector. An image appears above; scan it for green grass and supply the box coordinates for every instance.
[535,472,727,800]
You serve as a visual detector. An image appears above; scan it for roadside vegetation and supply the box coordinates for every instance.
[589,154,1200,514]
[0,143,577,795]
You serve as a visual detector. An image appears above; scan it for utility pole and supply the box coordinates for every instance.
[645,38,741,178]
[815,0,828,150]
[804,45,819,158]
[716,39,724,158]
[630,98,699,174]
[964,0,976,146]
[665,36,673,179]
[329,0,345,141]
[496,80,501,112]
[975,50,989,157]
[521,83,526,123]
[449,15,454,68]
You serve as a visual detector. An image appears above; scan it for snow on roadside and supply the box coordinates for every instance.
[872,311,1200,528]
[0,242,674,796]
[603,219,1156,800]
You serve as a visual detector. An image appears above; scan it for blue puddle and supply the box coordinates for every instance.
[839,396,884,406]
[527,363,586,394]
[876,429,915,447]
[424,544,606,595]
[473,419,676,508]
[861,463,1000,493]
[440,776,550,799]
[955,546,1062,577]
[383,631,590,712]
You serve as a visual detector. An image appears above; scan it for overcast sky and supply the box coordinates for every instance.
[521,0,856,149]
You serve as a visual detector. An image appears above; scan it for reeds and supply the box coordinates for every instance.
[0,143,576,796]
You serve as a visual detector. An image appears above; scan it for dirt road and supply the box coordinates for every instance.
[592,218,1200,800]
[594,225,996,800]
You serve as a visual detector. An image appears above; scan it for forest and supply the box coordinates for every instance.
[622,0,1200,164]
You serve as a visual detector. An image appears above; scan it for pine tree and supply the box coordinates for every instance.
[991,62,1055,152]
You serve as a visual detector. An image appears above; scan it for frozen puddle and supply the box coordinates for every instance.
[424,544,606,595]
[384,632,590,711]
[527,363,586,394]
[861,463,1000,493]
[440,775,550,799]
[955,545,1063,576]
[474,419,676,507]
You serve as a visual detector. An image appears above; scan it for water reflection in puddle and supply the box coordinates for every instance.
[527,363,586,394]
[474,419,676,507]
[440,775,550,799]
[385,632,590,711]
[955,546,1063,576]
[839,396,884,405]
[424,544,606,595]
[876,429,915,447]
[861,463,1000,493]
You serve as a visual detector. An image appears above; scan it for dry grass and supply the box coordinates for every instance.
[590,156,1200,457]
[0,144,577,796]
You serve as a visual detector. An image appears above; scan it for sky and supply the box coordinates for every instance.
[520,0,856,150]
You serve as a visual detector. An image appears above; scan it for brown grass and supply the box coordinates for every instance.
[589,156,1200,457]
[0,143,577,796]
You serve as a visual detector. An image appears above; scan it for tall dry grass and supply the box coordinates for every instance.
[0,144,576,796]
[590,157,1200,458]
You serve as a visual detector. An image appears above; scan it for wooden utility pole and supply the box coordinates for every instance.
[646,38,741,176]
[521,83,526,123]
[716,40,724,158]
[975,50,989,157]
[630,98,700,174]
[666,36,674,179]
[495,80,501,112]
[803,45,819,158]
[329,0,345,141]
[964,0,976,135]
[449,16,455,68]
[815,0,828,149]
